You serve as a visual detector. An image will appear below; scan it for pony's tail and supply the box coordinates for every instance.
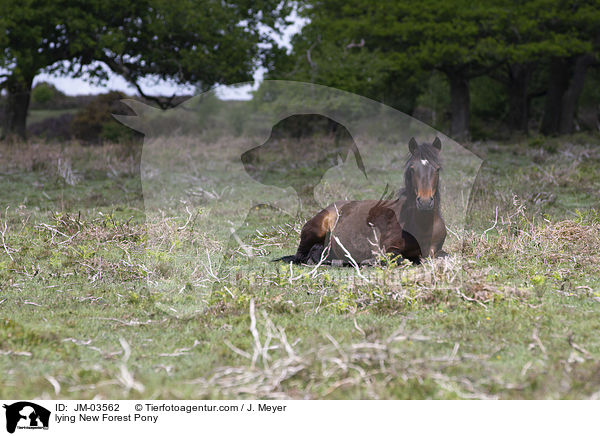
[272,255,297,263]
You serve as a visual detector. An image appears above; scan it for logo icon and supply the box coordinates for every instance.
[3,402,50,434]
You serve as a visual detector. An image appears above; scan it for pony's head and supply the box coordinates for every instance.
[405,137,442,211]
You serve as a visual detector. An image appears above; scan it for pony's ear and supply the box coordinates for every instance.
[408,137,418,155]
[432,137,442,151]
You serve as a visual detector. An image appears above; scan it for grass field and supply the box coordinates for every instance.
[1,133,599,399]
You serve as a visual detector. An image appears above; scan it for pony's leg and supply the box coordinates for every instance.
[293,226,327,263]
[306,244,325,264]
[293,208,337,263]
[274,226,326,264]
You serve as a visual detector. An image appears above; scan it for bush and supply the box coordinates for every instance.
[31,82,60,106]
[71,92,140,144]
[27,113,75,141]
[29,82,95,110]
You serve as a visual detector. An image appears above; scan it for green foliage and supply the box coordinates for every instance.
[471,77,508,121]
[268,0,427,113]
[70,92,138,144]
[271,0,600,137]
[414,72,451,129]
[31,82,62,105]
[580,68,600,107]
[270,0,512,112]
[0,0,289,137]
[0,0,287,88]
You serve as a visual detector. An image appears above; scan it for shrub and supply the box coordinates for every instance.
[31,82,60,106]
[27,113,75,141]
[71,92,140,144]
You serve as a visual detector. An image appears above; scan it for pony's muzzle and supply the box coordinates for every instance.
[416,196,434,210]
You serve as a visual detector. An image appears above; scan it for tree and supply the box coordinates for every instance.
[0,0,288,139]
[271,0,513,141]
[495,0,600,135]
[406,1,511,141]
[483,1,550,134]
[541,0,599,135]
[266,1,427,115]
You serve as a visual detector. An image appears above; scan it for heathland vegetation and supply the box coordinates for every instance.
[1,0,599,399]
[1,132,599,398]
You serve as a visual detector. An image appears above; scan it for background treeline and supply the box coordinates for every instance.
[1,0,599,142]
[267,0,600,140]
[5,82,187,144]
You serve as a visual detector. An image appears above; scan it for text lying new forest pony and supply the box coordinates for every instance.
[276,137,446,265]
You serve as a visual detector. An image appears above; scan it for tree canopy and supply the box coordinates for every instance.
[0,0,288,138]
[2,0,599,140]
[269,0,600,140]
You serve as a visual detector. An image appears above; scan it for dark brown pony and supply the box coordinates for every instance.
[276,137,446,265]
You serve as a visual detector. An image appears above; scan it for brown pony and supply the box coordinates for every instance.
[276,137,446,265]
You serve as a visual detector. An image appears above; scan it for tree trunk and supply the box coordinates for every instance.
[1,74,34,139]
[447,73,470,141]
[540,58,569,135]
[559,54,594,134]
[507,64,530,133]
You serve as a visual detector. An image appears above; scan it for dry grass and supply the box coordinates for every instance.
[1,136,599,399]
[187,298,497,399]
[0,141,140,179]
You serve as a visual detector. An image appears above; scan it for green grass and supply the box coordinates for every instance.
[0,135,599,399]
